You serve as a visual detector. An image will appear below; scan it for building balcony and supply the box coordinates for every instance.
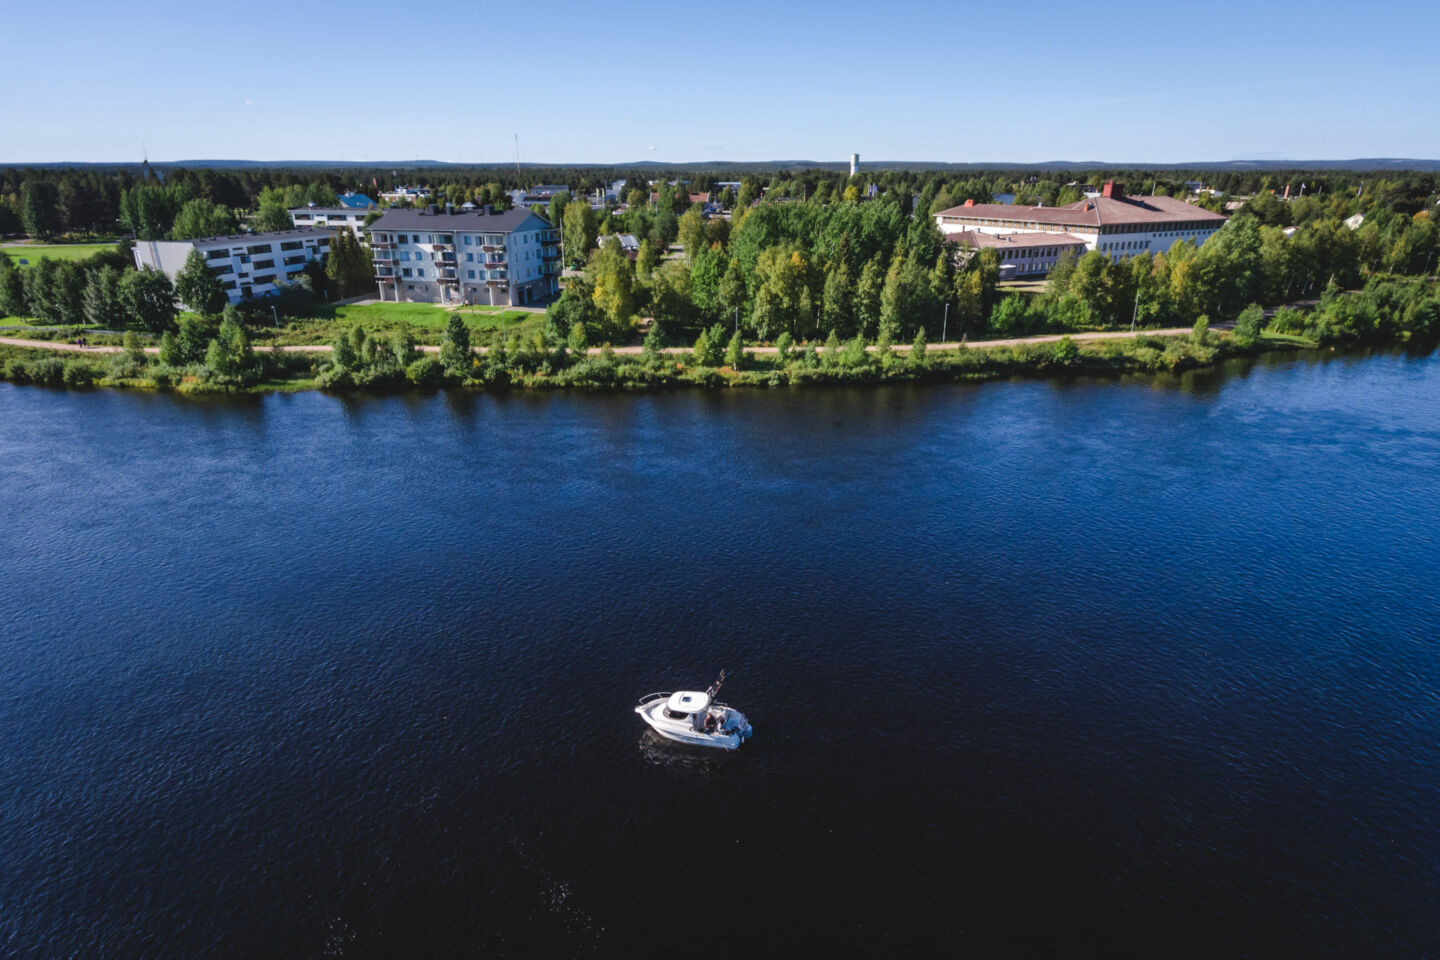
[373,252,397,263]
[481,244,504,253]
[372,241,395,249]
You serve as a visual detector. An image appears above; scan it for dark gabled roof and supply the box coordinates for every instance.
[366,207,552,233]
[288,207,368,215]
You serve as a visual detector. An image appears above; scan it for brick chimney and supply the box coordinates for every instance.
[1101,181,1123,199]
[963,199,975,207]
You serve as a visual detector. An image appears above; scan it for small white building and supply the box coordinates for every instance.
[379,186,431,204]
[131,229,332,305]
[944,231,1088,278]
[934,182,1227,271]
[289,206,371,235]
[368,204,561,306]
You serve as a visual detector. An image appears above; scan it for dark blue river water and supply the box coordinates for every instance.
[2,348,1439,958]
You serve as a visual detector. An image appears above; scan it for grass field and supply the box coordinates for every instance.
[1,243,118,268]
[254,301,539,346]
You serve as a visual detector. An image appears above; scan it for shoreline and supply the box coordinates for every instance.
[0,328,1389,397]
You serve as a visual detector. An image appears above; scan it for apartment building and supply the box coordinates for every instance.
[367,204,561,306]
[131,229,331,305]
[934,182,1227,271]
[288,206,371,234]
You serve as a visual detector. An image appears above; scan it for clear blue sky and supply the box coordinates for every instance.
[6,0,1438,165]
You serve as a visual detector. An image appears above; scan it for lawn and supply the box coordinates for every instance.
[1,243,119,268]
[252,301,539,347]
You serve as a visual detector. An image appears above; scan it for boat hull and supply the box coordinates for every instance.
[634,700,751,750]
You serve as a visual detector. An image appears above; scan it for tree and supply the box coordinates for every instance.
[562,201,598,268]
[1231,303,1265,348]
[821,259,854,336]
[174,249,227,314]
[856,258,883,338]
[20,181,61,239]
[548,192,570,235]
[438,313,473,376]
[678,206,706,257]
[83,266,128,329]
[120,267,178,333]
[878,253,907,343]
[325,231,372,299]
[911,326,928,367]
[157,331,184,366]
[774,331,793,364]
[0,257,26,318]
[170,198,238,240]
[252,193,292,233]
[692,328,723,366]
[120,183,180,240]
[725,330,744,369]
[635,239,658,281]
[588,237,636,332]
[205,314,253,379]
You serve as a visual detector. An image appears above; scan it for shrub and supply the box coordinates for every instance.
[406,355,445,387]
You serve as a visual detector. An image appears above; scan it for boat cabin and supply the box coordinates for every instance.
[664,691,714,731]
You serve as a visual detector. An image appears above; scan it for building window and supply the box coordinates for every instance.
[280,241,303,251]
[467,270,476,279]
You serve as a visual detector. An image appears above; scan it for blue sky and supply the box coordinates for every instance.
[6,0,1439,164]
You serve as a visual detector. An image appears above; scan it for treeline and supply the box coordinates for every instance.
[6,162,1436,243]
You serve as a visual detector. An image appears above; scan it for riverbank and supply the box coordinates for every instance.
[0,326,1321,393]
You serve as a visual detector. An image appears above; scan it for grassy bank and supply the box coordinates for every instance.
[0,243,118,268]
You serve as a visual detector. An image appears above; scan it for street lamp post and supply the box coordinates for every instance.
[942,302,949,343]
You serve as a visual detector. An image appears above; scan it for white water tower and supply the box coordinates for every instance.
[850,153,859,177]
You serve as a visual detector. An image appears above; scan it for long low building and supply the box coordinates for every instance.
[289,206,371,234]
[935,182,1226,270]
[131,229,331,305]
[368,204,561,306]
[944,230,1088,278]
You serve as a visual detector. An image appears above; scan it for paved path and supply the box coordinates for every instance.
[1,327,1207,358]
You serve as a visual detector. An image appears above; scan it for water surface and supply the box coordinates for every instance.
[2,348,1438,957]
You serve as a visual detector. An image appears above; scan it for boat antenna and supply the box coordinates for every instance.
[707,669,727,698]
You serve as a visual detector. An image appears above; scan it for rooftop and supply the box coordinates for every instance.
[289,207,369,216]
[178,228,333,247]
[944,230,1088,250]
[936,183,1226,228]
[367,206,552,233]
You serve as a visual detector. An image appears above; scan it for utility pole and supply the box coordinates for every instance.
[942,302,949,343]
[1130,287,1140,332]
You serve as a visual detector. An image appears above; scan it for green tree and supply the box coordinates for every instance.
[1231,303,1265,348]
[325,231,373,299]
[1191,315,1210,346]
[911,326,928,367]
[170,198,238,240]
[82,266,127,328]
[774,331,793,364]
[120,267,177,333]
[588,237,636,332]
[855,258,883,338]
[692,328,723,366]
[438,313,473,376]
[635,239,658,281]
[157,331,184,366]
[678,206,706,257]
[0,257,27,318]
[821,259,854,336]
[562,201,598,268]
[331,328,357,371]
[252,189,292,233]
[205,314,253,378]
[20,181,62,239]
[174,249,227,314]
[177,313,212,363]
[548,192,571,235]
[725,330,744,368]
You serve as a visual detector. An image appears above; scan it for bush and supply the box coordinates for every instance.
[61,360,97,387]
[406,355,445,387]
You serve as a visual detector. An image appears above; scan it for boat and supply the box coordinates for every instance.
[635,671,753,750]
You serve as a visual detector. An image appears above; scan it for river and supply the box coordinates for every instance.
[2,347,1438,957]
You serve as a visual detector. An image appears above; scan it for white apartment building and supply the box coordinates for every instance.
[935,182,1227,270]
[368,204,561,306]
[944,231,1089,279]
[288,206,371,235]
[131,229,331,305]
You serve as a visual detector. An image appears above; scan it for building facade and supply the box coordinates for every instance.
[935,182,1227,270]
[367,205,561,306]
[288,206,371,234]
[131,229,331,305]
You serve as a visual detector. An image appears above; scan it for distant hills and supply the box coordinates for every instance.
[6,158,1440,172]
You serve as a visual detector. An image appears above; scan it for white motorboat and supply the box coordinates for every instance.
[635,671,753,750]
